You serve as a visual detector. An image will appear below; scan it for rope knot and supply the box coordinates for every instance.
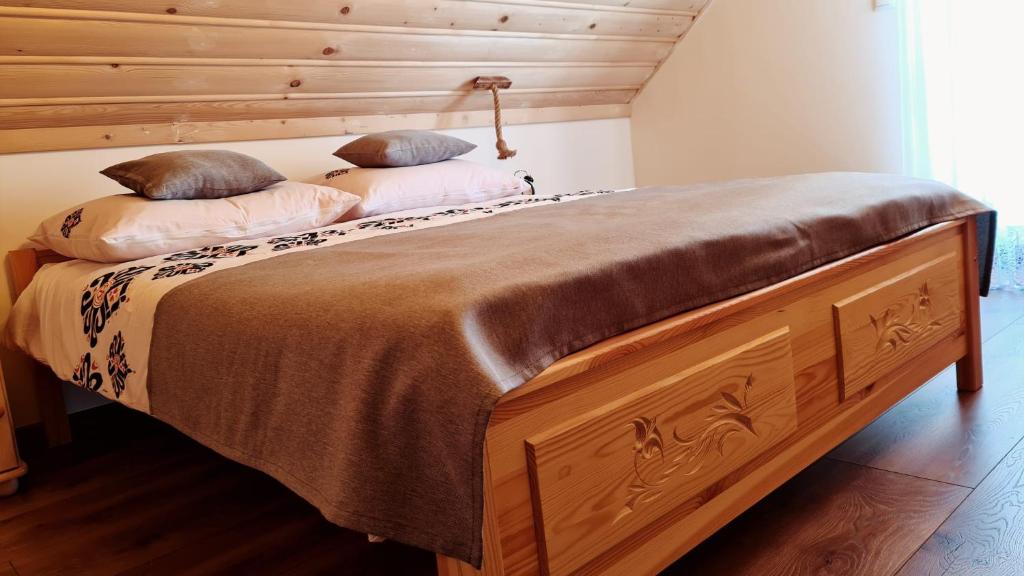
[489,85,516,160]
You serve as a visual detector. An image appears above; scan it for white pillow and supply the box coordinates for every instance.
[29,181,361,263]
[310,159,531,220]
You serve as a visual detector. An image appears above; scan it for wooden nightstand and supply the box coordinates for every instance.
[0,369,27,496]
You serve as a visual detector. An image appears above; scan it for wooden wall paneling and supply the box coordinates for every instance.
[0,104,631,153]
[0,89,638,129]
[0,14,677,63]
[580,0,708,10]
[0,63,655,99]
[0,2,695,38]
[0,0,712,152]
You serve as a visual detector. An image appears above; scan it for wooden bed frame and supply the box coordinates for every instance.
[6,216,984,576]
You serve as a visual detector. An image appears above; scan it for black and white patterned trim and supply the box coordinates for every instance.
[80,266,153,348]
[267,229,347,252]
[164,245,258,261]
[61,208,83,238]
[153,262,215,279]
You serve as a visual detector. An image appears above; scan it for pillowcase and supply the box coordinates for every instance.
[100,150,286,200]
[30,181,361,263]
[334,130,476,168]
[310,159,530,221]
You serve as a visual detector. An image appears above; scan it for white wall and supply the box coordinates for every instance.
[0,118,635,426]
[631,0,903,187]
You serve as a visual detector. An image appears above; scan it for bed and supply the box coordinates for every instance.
[4,173,994,576]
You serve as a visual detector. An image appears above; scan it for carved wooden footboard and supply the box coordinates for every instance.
[438,216,983,576]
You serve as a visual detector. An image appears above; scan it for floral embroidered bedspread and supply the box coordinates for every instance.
[5,191,611,413]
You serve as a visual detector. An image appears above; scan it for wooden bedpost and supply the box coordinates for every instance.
[7,248,72,446]
[956,216,983,392]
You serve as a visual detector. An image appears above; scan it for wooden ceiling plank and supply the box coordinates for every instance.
[466,0,695,17]
[0,16,674,63]
[0,57,659,67]
[0,63,656,99]
[0,2,691,38]
[0,90,638,129]
[0,0,713,149]
[0,7,678,43]
[0,86,645,107]
[0,103,632,154]
[576,0,708,11]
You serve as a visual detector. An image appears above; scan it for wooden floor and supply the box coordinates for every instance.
[2,290,1022,576]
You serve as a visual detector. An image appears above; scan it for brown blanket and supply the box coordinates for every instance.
[147,173,993,566]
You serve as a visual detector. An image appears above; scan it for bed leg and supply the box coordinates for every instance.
[957,216,983,393]
[0,462,27,498]
[0,478,19,497]
[36,367,71,447]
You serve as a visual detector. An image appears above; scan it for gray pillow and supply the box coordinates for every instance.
[100,150,286,200]
[334,130,477,168]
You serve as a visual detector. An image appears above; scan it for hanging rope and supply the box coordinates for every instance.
[489,85,517,160]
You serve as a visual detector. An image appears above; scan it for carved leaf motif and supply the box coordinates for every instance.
[871,283,945,353]
[616,375,759,525]
[631,417,665,461]
[720,391,743,411]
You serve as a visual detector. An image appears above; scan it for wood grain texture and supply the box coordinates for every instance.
[7,250,73,447]
[526,329,797,575]
[0,103,630,153]
[956,215,983,392]
[573,333,967,576]
[663,459,969,576]
[0,369,22,476]
[0,0,711,151]
[0,89,637,129]
[2,406,436,576]
[442,221,974,576]
[833,253,964,398]
[830,319,1024,488]
[7,249,44,301]
[897,432,1024,576]
[0,63,654,99]
[0,2,696,37]
[974,289,1024,338]
[0,16,675,62]
[493,222,964,421]
[978,289,1024,342]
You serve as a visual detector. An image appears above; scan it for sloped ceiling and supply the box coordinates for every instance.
[0,0,709,153]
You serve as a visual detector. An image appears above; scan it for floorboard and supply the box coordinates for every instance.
[4,408,435,576]
[897,437,1024,576]
[829,319,1024,487]
[979,289,1024,341]
[660,460,969,576]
